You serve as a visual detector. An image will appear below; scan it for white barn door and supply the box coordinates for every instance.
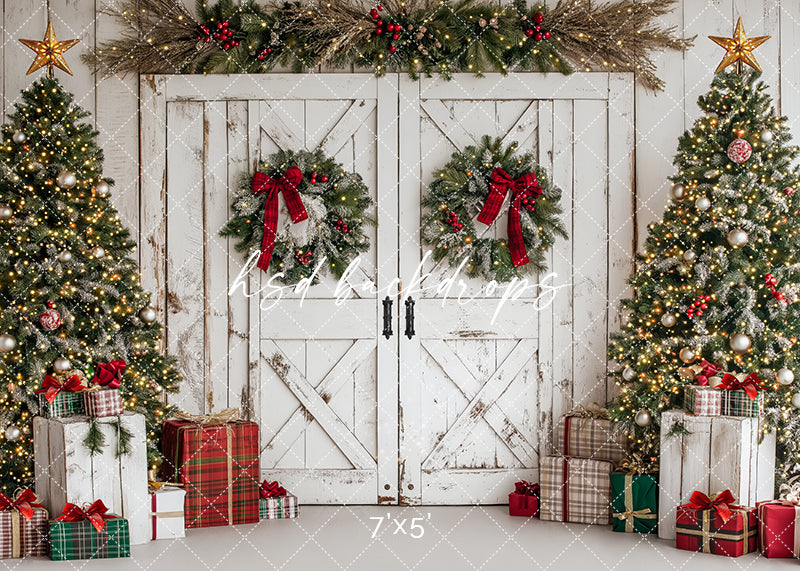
[397,74,634,504]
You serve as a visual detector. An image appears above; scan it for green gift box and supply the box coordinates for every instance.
[38,392,85,418]
[610,472,658,534]
[259,494,298,519]
[721,389,763,418]
[49,517,130,560]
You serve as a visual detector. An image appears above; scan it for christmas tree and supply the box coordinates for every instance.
[608,64,800,484]
[0,36,180,491]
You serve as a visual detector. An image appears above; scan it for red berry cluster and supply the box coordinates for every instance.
[521,179,543,212]
[765,273,785,301]
[257,46,273,60]
[197,21,239,50]
[336,219,353,234]
[295,250,314,265]
[524,12,551,41]
[309,172,328,184]
[446,210,464,232]
[370,5,402,52]
[686,294,711,318]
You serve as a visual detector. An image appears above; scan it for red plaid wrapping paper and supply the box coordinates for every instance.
[0,507,48,558]
[84,388,123,417]
[558,415,627,462]
[676,505,757,557]
[540,456,614,524]
[757,500,800,558]
[159,419,259,528]
[684,385,722,416]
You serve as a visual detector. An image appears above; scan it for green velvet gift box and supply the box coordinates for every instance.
[610,472,658,533]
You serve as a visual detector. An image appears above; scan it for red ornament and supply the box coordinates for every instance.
[533,12,544,24]
[390,45,397,52]
[544,31,551,39]
[535,33,543,41]
[727,138,752,163]
[377,4,383,10]
[321,175,329,182]
[392,33,400,40]
[525,29,534,37]
[39,306,62,331]
[386,23,394,31]
[375,27,383,34]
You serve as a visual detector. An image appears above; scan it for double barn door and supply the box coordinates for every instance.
[140,72,634,505]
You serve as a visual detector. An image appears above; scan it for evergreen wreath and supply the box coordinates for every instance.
[421,136,567,282]
[221,148,373,284]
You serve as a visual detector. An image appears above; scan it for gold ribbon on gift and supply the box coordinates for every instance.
[617,453,659,475]
[148,481,184,492]
[9,510,20,558]
[149,511,183,518]
[175,408,240,424]
[680,508,755,554]
[613,473,657,532]
[567,404,610,419]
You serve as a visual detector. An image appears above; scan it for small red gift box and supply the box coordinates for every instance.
[508,481,539,517]
[757,497,800,558]
[84,388,123,417]
[675,490,757,557]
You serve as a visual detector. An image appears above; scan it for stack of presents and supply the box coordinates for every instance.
[1,363,296,561]
[509,366,800,559]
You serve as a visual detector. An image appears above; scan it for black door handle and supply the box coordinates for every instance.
[404,297,415,339]
[382,296,393,339]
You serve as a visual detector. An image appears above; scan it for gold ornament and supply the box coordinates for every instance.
[708,18,770,74]
[19,20,80,78]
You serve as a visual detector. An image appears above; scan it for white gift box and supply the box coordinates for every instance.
[150,487,186,540]
[33,412,150,545]
[658,409,775,540]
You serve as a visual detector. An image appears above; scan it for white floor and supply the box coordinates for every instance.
[9,506,797,570]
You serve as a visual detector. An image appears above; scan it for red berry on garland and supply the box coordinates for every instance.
[544,31,551,39]
[217,22,223,29]
[377,4,383,10]
[258,54,264,60]
[370,8,379,18]
[376,28,383,34]
[533,12,544,24]
[776,292,785,301]
[387,23,394,31]
[535,25,541,31]
[525,29,534,37]
[321,175,328,182]
[223,43,230,50]
[204,37,211,43]
[223,20,229,27]
[390,45,397,52]
[393,33,400,40]
[377,20,383,26]
[535,33,543,41]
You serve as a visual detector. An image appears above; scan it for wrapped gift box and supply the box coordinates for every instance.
[508,481,539,517]
[610,473,658,533]
[684,385,721,416]
[150,486,186,540]
[557,413,627,463]
[160,418,259,528]
[720,389,763,418]
[38,392,85,418]
[49,517,130,560]
[657,410,775,540]
[676,504,757,557]
[260,494,298,519]
[0,493,48,559]
[757,500,800,558]
[540,456,614,524]
[33,412,149,545]
[84,388,123,417]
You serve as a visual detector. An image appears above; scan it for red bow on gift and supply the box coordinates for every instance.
[719,372,768,401]
[260,481,287,498]
[695,360,720,386]
[514,481,539,497]
[56,500,116,533]
[683,490,736,523]
[35,374,84,403]
[0,489,44,522]
[251,166,308,273]
[90,359,126,388]
[477,167,542,268]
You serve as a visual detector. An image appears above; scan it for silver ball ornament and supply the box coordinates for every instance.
[777,368,795,386]
[52,357,71,373]
[683,250,697,263]
[0,206,12,220]
[730,333,751,353]
[139,306,157,324]
[669,183,686,201]
[792,393,800,409]
[0,334,16,353]
[759,128,774,143]
[695,196,711,211]
[56,170,77,189]
[93,181,110,197]
[634,409,652,427]
[679,347,697,363]
[727,228,748,248]
[4,426,21,442]
[622,366,636,381]
[57,250,72,263]
[661,313,677,327]
[92,246,105,259]
[11,131,26,144]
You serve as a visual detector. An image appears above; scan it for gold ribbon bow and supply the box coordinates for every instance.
[567,404,609,419]
[175,407,240,424]
[617,453,659,475]
[613,473,657,532]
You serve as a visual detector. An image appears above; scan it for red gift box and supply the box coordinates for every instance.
[757,500,800,558]
[675,491,757,557]
[509,481,539,517]
[160,418,259,528]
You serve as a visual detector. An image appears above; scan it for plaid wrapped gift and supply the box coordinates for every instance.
[684,385,722,416]
[558,410,627,463]
[675,490,757,557]
[509,481,540,517]
[36,372,87,417]
[0,490,48,558]
[260,495,298,519]
[49,501,129,561]
[149,484,186,540]
[160,409,259,528]
[540,456,614,524]
[718,373,767,418]
[610,473,658,533]
[84,388,123,417]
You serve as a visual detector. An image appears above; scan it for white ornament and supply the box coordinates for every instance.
[139,306,157,324]
[727,138,752,163]
[622,367,636,381]
[683,250,697,263]
[53,357,72,372]
[634,409,652,427]
[11,131,26,144]
[58,250,72,262]
[679,347,697,363]
[56,170,77,189]
[661,314,677,327]
[777,368,795,386]
[0,334,16,353]
[0,206,12,220]
[727,228,748,248]
[669,183,686,201]
[730,333,751,353]
[793,393,800,409]
[92,246,105,259]
[4,426,21,442]
[759,128,774,143]
[93,181,110,197]
[695,196,711,211]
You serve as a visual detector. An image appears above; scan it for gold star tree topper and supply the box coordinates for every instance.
[709,18,770,73]
[19,20,80,77]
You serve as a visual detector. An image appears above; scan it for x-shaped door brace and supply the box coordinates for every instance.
[421,338,538,471]
[260,338,377,471]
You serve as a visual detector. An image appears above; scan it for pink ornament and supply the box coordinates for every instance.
[727,138,752,163]
[39,308,62,331]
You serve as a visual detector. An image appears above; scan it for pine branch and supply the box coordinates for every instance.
[82,418,106,456]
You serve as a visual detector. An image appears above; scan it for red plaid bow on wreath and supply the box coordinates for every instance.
[477,167,542,268]
[35,374,84,403]
[56,500,116,533]
[719,372,768,401]
[260,481,287,498]
[0,489,44,521]
[683,490,736,523]
[251,166,308,272]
